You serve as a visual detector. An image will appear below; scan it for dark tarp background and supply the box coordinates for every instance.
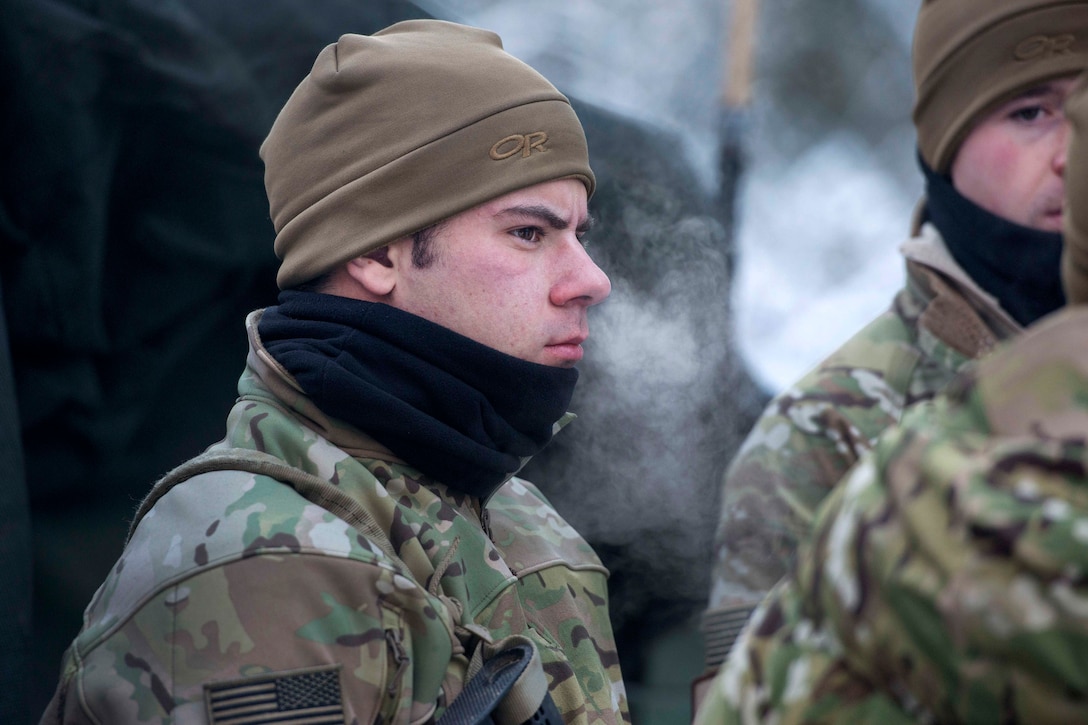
[0,0,764,720]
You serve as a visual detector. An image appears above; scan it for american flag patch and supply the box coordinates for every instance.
[204,665,345,724]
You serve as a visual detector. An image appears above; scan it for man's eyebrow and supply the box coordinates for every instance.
[1012,82,1064,101]
[500,204,596,234]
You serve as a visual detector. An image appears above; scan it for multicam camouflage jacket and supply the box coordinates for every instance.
[704,224,1022,668]
[41,312,629,725]
[696,305,1088,724]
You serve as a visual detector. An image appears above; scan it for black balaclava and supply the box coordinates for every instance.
[258,291,579,500]
[921,154,1065,327]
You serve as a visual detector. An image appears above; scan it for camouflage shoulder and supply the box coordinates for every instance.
[52,462,465,724]
[81,468,399,652]
[709,316,917,610]
[488,476,607,575]
[822,298,917,363]
[66,542,456,724]
[726,300,924,508]
[957,306,1088,439]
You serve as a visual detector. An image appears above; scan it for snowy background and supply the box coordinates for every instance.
[420,0,924,392]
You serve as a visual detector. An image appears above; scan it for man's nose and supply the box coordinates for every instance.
[551,238,611,307]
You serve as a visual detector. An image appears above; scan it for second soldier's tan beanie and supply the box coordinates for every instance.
[1062,71,1088,306]
[913,0,1088,174]
[261,19,595,290]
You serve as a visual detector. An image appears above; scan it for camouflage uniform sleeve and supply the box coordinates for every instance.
[487,477,628,722]
[698,308,1088,723]
[705,360,908,655]
[705,305,923,673]
[46,552,459,724]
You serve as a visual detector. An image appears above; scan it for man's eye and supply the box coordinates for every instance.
[1011,106,1044,122]
[513,227,542,243]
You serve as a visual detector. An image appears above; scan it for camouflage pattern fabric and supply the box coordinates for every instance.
[696,305,1088,724]
[706,226,1022,646]
[40,310,629,725]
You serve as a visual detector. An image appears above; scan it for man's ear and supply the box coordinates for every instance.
[343,240,408,297]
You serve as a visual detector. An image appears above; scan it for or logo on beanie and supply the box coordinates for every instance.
[489,132,549,160]
[1015,34,1075,61]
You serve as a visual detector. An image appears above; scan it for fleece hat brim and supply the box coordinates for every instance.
[260,20,595,290]
[913,0,1088,173]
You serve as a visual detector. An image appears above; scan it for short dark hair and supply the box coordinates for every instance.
[291,271,334,294]
[290,222,444,293]
[409,221,443,268]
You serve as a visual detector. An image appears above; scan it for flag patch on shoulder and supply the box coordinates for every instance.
[204,665,345,724]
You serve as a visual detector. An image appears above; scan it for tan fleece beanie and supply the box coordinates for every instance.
[913,0,1088,173]
[261,19,595,290]
[1062,71,1088,305]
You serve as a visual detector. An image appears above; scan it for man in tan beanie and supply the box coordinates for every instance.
[702,0,1088,695]
[694,67,1088,723]
[39,20,628,725]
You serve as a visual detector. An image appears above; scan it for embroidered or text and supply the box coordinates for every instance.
[1015,34,1076,61]
[489,132,549,160]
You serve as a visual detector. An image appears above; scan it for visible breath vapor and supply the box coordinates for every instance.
[519,107,767,635]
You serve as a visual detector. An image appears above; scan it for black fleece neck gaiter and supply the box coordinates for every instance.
[921,155,1064,327]
[258,291,578,500]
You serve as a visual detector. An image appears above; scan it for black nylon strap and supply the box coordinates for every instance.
[437,644,560,725]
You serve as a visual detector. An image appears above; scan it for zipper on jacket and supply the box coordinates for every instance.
[385,627,409,698]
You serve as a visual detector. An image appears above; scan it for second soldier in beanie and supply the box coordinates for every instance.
[701,0,1088,696]
[913,0,1088,173]
[698,59,1088,725]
